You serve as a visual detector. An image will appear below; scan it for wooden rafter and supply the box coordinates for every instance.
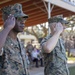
[0,0,74,27]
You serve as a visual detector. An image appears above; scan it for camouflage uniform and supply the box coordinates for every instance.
[0,3,29,75]
[0,36,28,75]
[41,35,69,75]
[41,16,69,75]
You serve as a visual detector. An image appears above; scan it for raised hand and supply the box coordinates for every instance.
[55,22,63,34]
[4,14,15,30]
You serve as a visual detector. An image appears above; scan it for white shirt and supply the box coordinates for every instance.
[31,50,39,59]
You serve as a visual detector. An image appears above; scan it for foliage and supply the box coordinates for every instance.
[68,57,75,61]
[64,15,75,38]
[24,23,48,42]
[24,15,75,42]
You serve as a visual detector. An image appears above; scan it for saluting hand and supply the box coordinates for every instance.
[55,22,63,34]
[4,14,15,30]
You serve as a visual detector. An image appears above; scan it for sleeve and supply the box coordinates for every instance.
[40,35,51,53]
[0,48,4,56]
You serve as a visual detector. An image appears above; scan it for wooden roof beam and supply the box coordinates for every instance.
[0,6,45,16]
[26,19,47,27]
[26,13,75,27]
[22,0,42,8]
[0,8,74,20]
[0,12,45,21]
[0,10,74,21]
[23,7,67,16]
[0,10,74,24]
[0,0,11,4]
[28,8,62,16]
[0,12,74,27]
[0,7,67,17]
[23,2,44,11]
[0,12,46,21]
[24,6,44,13]
[27,11,74,22]
[52,11,74,17]
[0,0,29,9]
[27,16,47,23]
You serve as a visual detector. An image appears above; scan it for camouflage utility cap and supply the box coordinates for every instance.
[1,3,28,18]
[48,16,69,24]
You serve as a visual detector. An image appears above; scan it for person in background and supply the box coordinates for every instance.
[41,16,69,75]
[26,42,34,53]
[0,3,29,75]
[65,37,71,57]
[26,42,34,68]
[31,45,43,67]
[69,36,75,56]
[73,36,75,49]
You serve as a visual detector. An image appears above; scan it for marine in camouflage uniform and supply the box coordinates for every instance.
[0,3,29,75]
[41,16,69,75]
[0,36,28,75]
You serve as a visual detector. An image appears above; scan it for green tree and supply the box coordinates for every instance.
[24,23,48,42]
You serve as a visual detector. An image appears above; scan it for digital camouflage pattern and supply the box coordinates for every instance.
[41,35,69,75]
[0,36,29,75]
[1,3,28,18]
[48,16,69,24]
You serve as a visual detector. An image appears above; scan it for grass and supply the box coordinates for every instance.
[69,66,75,75]
[68,56,75,61]
[66,52,75,61]
[66,52,75,75]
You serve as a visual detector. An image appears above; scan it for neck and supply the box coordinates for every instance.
[8,30,18,40]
